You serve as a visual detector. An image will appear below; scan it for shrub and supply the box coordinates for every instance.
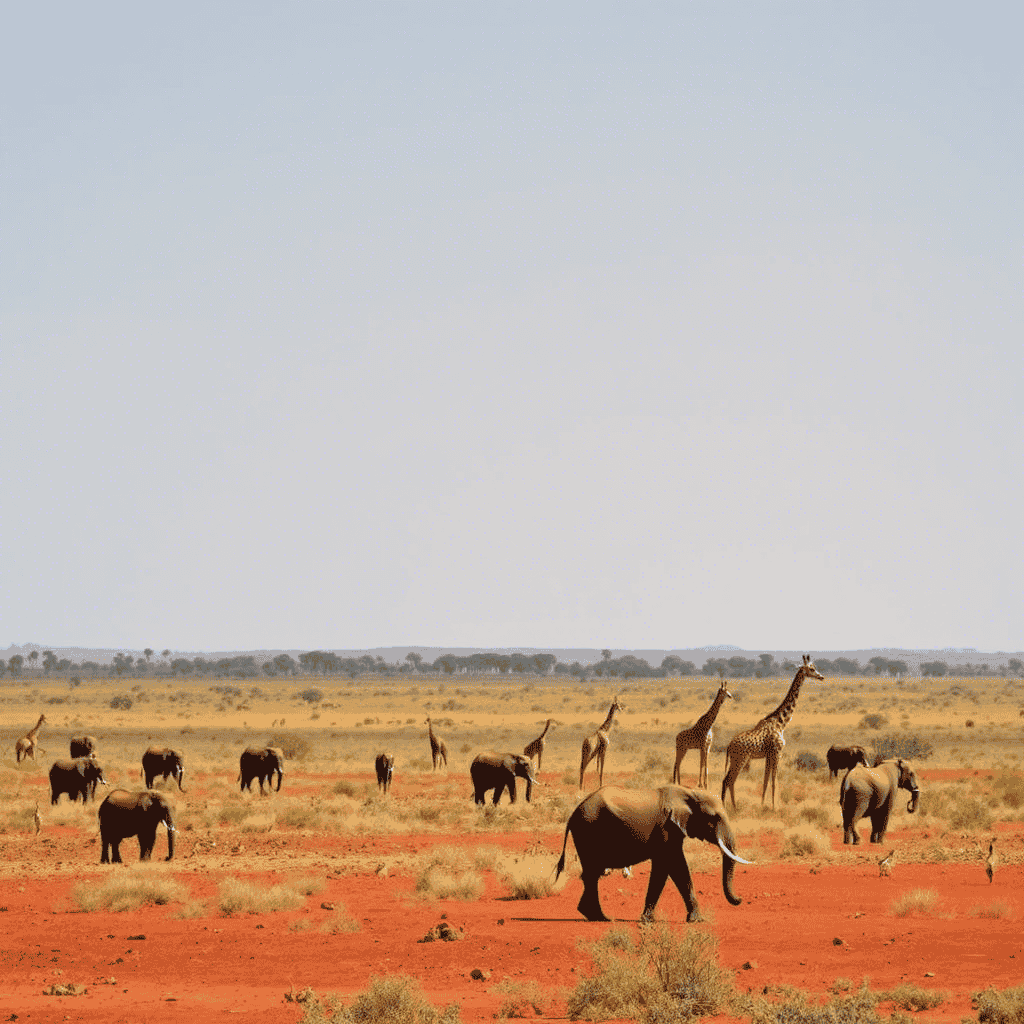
[948,797,994,831]
[567,922,733,1022]
[294,975,462,1024]
[871,734,933,762]
[498,853,558,900]
[993,773,1024,810]
[109,695,133,711]
[415,847,484,901]
[495,979,549,1019]
[333,779,359,798]
[794,751,823,772]
[890,889,939,917]
[751,982,881,1024]
[320,906,361,934]
[298,688,323,704]
[878,984,947,1011]
[971,986,1024,1024]
[266,732,311,761]
[73,870,188,912]
[779,825,830,859]
[859,714,888,731]
[969,901,1014,920]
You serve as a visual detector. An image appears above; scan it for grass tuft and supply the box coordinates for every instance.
[890,889,940,918]
[294,975,462,1024]
[73,869,189,912]
[970,985,1024,1024]
[217,877,305,915]
[415,846,484,901]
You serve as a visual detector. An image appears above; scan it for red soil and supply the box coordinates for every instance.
[1,773,1021,1023]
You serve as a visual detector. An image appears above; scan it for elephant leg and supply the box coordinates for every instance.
[110,840,123,864]
[642,859,671,922]
[577,868,609,922]
[140,831,155,860]
[667,855,702,923]
[101,841,111,864]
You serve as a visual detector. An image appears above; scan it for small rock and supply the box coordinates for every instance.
[126,935,146,941]
[832,938,844,946]
[470,969,490,981]
[497,918,505,926]
[924,972,935,978]
[742,961,758,970]
[320,902,335,911]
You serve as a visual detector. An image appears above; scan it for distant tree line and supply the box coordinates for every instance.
[2,648,1022,681]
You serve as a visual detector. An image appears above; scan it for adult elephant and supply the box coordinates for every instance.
[141,747,186,791]
[555,785,750,922]
[840,759,920,844]
[49,758,108,804]
[375,752,394,794]
[239,746,284,794]
[470,752,538,805]
[70,735,97,759]
[99,790,175,863]
[826,744,868,779]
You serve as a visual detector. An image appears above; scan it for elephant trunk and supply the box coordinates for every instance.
[716,822,744,907]
[907,789,919,814]
[165,814,176,860]
[274,769,282,792]
[177,768,185,792]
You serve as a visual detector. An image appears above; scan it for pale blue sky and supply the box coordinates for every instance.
[3,4,1021,652]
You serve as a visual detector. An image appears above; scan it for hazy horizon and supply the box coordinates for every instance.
[3,5,1020,652]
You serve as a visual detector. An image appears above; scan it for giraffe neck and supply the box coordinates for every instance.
[765,669,807,728]
[539,719,551,739]
[694,688,729,732]
[599,704,619,732]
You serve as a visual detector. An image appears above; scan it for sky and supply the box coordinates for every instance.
[2,4,1021,654]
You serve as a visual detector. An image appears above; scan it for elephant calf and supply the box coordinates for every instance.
[556,785,749,922]
[50,757,108,805]
[826,744,868,778]
[375,752,395,794]
[70,735,97,759]
[840,759,920,844]
[239,746,285,794]
[99,790,176,863]
[470,752,538,805]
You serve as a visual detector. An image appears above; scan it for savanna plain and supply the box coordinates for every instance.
[1,673,1022,1024]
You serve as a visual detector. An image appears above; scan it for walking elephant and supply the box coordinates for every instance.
[49,757,108,804]
[826,744,868,778]
[840,759,920,844]
[470,752,538,805]
[70,735,97,759]
[375,752,394,794]
[555,784,750,922]
[98,789,175,863]
[239,746,284,794]
[141,747,185,791]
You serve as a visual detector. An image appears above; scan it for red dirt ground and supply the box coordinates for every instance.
[1,772,1021,1023]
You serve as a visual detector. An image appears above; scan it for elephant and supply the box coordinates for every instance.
[49,757,108,805]
[470,752,538,805]
[141,746,185,791]
[840,758,920,844]
[375,752,395,794]
[555,784,750,922]
[70,735,97,759]
[99,789,176,863]
[826,744,868,779]
[239,746,284,794]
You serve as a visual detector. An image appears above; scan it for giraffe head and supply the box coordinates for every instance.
[717,680,733,700]
[800,655,824,681]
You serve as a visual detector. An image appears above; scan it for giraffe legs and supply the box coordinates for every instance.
[762,748,780,809]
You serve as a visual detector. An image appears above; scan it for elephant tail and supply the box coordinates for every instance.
[554,819,573,882]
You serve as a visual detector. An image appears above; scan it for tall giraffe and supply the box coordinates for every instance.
[425,716,448,771]
[672,680,733,787]
[15,714,47,763]
[579,696,625,789]
[721,654,824,810]
[523,719,552,771]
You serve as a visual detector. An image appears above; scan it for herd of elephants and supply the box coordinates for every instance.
[15,656,924,922]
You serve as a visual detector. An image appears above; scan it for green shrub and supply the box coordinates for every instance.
[871,734,932,762]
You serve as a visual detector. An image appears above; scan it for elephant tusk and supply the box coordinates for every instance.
[718,836,753,864]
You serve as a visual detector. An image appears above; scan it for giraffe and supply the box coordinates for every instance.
[672,680,733,787]
[720,654,824,810]
[986,839,997,884]
[425,716,448,771]
[579,696,625,789]
[523,719,553,771]
[15,714,47,763]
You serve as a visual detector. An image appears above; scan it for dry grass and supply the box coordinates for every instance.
[968,901,1014,920]
[293,975,462,1024]
[890,888,941,917]
[73,868,189,912]
[567,922,734,1023]
[414,846,485,901]
[217,877,307,915]
[494,979,551,1019]
[779,824,831,859]
[969,985,1024,1024]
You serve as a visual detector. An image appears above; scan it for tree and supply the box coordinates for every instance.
[868,656,890,676]
[9,655,23,676]
[28,650,39,672]
[532,653,557,675]
[161,649,171,662]
[144,648,154,664]
[1008,658,1023,676]
[758,653,776,676]
[274,654,296,677]
[601,649,612,661]
[170,658,194,676]
[921,660,949,677]
[405,652,423,672]
[42,651,58,675]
